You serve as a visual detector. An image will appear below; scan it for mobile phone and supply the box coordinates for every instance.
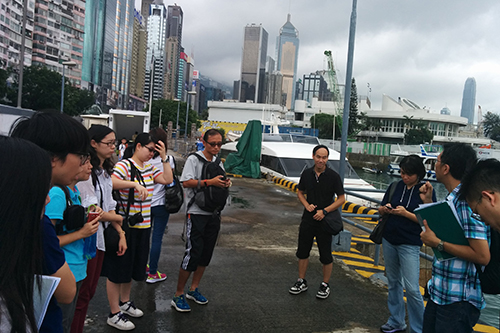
[87,211,100,223]
[385,205,393,210]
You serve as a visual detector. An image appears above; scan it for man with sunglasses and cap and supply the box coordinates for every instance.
[171,128,230,313]
[419,143,490,333]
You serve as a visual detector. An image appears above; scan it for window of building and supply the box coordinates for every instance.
[381,119,391,132]
[393,120,404,133]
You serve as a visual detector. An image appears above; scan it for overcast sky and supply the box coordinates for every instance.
[141,0,500,119]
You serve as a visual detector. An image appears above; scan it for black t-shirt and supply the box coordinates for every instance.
[298,166,345,224]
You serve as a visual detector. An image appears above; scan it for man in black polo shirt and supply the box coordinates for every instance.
[289,144,345,299]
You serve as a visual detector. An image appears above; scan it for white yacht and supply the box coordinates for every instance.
[221,133,383,207]
[387,145,438,181]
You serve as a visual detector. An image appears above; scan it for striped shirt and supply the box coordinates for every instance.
[427,184,488,310]
[113,158,162,229]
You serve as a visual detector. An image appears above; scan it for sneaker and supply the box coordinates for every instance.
[171,294,191,312]
[289,278,308,294]
[107,312,135,331]
[316,282,330,299]
[186,288,209,304]
[380,322,407,333]
[119,300,143,318]
[146,271,167,284]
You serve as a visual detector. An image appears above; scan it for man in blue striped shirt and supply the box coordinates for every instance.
[420,143,490,333]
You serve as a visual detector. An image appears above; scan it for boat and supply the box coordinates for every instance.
[386,144,438,181]
[221,133,383,207]
[362,166,382,174]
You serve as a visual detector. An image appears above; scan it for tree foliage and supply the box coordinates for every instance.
[310,113,340,139]
[404,128,433,145]
[348,77,362,136]
[149,99,201,136]
[483,112,500,141]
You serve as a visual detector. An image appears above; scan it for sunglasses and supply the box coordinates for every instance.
[206,141,223,148]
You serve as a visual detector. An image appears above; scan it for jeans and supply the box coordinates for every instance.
[148,205,170,273]
[423,299,480,333]
[383,238,425,333]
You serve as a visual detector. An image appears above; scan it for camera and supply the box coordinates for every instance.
[127,212,144,226]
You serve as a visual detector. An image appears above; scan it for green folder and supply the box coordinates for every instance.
[414,200,469,261]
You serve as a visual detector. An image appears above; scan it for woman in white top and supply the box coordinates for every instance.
[72,125,147,333]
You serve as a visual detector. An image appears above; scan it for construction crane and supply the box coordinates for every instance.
[324,50,343,136]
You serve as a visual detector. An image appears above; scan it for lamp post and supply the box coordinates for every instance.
[60,60,77,113]
[184,90,197,143]
[173,98,180,151]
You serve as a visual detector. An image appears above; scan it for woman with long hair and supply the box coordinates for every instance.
[0,136,52,332]
[378,155,436,333]
[146,127,176,283]
[103,132,173,330]
[71,125,147,332]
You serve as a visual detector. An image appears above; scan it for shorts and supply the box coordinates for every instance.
[181,214,221,272]
[296,220,333,265]
[101,227,151,284]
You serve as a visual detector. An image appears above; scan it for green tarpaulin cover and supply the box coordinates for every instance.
[224,120,262,178]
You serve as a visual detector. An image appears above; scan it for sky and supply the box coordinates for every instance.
[140,0,500,119]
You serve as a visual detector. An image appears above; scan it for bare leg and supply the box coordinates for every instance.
[190,266,206,290]
[106,279,121,314]
[298,258,309,279]
[175,268,192,297]
[119,282,132,303]
[322,263,332,283]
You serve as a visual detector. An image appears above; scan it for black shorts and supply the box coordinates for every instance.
[101,228,151,284]
[181,213,221,271]
[296,220,333,265]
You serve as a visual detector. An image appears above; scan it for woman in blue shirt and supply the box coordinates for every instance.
[378,155,436,333]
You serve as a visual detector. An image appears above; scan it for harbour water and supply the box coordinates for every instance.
[355,168,500,329]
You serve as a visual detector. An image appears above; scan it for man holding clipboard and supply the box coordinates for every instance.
[419,143,490,333]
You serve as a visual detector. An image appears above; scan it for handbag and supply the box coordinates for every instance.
[164,156,184,213]
[369,181,398,244]
[103,223,120,254]
[322,209,343,235]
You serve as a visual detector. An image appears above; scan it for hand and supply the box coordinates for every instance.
[79,218,99,238]
[135,183,148,201]
[378,204,392,215]
[117,235,127,256]
[313,210,325,221]
[391,205,407,216]
[420,220,440,247]
[305,203,317,213]
[155,140,166,161]
[94,206,103,215]
[211,175,228,188]
[419,181,434,203]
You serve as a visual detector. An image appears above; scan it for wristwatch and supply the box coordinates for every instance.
[436,240,444,252]
[322,209,328,216]
[162,156,170,163]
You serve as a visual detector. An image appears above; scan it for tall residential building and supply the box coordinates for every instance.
[164,36,178,100]
[240,24,268,103]
[130,9,147,100]
[31,0,85,86]
[0,0,34,69]
[276,14,299,110]
[82,0,133,109]
[460,77,476,124]
[144,3,167,101]
[141,0,153,22]
[166,4,183,100]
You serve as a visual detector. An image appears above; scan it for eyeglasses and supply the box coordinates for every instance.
[73,152,90,166]
[206,141,223,148]
[471,196,483,222]
[100,140,116,147]
[144,146,155,153]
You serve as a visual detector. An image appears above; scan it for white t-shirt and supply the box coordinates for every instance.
[150,155,175,207]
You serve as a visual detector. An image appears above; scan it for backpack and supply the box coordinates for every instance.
[475,228,500,294]
[187,153,229,213]
[164,156,184,213]
[55,185,86,235]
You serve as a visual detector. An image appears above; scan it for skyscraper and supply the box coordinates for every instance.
[144,3,167,101]
[460,77,476,124]
[130,9,147,100]
[166,4,183,100]
[240,24,268,103]
[276,14,299,110]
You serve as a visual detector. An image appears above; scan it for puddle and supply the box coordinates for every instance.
[231,196,252,208]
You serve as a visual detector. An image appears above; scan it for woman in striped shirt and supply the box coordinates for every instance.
[103,133,173,331]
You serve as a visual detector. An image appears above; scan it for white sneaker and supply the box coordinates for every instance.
[119,300,144,318]
[107,312,135,331]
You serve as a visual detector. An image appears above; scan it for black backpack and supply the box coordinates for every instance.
[187,153,229,213]
[55,185,86,235]
[164,156,184,213]
[476,228,500,294]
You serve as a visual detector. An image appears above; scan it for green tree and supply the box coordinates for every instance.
[310,113,340,139]
[404,128,433,145]
[64,85,96,116]
[200,108,209,120]
[0,67,14,103]
[483,111,500,138]
[149,99,200,136]
[348,77,362,136]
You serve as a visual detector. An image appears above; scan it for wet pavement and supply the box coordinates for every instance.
[83,176,391,333]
